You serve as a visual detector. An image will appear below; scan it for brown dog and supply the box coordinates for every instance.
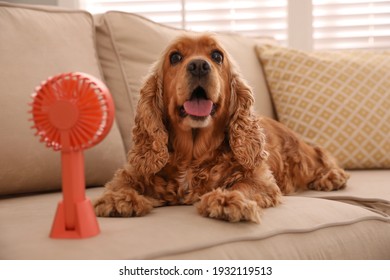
[94,34,349,223]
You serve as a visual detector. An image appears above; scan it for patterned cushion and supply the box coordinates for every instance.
[256,45,390,169]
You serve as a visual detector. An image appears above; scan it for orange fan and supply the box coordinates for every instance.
[30,72,115,239]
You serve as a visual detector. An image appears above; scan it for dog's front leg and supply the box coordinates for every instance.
[196,166,282,223]
[93,167,159,217]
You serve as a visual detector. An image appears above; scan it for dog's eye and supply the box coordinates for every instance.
[170,52,183,65]
[211,50,223,64]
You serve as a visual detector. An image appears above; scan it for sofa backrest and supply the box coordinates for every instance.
[0,2,126,196]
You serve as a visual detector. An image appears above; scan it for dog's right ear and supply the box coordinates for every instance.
[127,63,169,176]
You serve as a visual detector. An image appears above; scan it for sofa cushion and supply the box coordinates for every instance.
[300,170,390,216]
[256,44,390,169]
[94,11,276,151]
[0,2,126,196]
[1,185,390,259]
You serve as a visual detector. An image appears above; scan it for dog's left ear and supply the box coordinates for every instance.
[228,68,268,170]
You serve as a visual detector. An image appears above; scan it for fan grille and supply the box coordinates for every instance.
[31,73,113,151]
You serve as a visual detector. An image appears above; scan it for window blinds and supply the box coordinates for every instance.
[81,0,390,50]
[313,0,390,49]
[81,0,287,44]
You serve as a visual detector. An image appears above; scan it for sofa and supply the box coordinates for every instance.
[0,2,389,260]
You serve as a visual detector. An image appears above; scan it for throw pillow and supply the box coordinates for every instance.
[256,44,390,169]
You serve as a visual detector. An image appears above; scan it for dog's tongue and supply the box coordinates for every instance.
[183,99,213,117]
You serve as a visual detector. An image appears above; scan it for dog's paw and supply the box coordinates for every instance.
[93,189,153,217]
[196,189,262,223]
[309,168,349,192]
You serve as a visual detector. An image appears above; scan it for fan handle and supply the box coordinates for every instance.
[50,151,100,238]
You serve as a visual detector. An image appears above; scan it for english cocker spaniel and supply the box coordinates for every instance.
[94,34,349,223]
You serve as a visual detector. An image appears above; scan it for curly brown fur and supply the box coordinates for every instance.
[94,34,349,223]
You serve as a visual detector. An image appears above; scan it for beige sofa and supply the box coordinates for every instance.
[1,2,389,260]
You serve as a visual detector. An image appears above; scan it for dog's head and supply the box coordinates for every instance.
[128,34,267,175]
[161,35,231,130]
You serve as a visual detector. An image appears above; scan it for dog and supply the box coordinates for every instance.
[94,34,349,223]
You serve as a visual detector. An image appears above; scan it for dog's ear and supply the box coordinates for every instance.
[127,63,169,175]
[228,68,268,170]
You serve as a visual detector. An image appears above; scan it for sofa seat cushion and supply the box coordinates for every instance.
[0,2,126,196]
[94,11,276,151]
[299,170,390,217]
[1,184,389,260]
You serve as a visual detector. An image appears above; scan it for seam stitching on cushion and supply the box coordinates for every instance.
[90,16,127,156]
[297,195,390,204]
[103,13,136,150]
[297,195,390,217]
[147,216,390,260]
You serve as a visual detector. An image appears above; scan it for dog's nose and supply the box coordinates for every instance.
[187,59,211,77]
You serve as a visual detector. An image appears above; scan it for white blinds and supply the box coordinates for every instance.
[184,1,287,40]
[80,0,390,50]
[81,0,287,44]
[313,0,390,49]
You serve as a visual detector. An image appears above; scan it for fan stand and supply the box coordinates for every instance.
[49,100,99,239]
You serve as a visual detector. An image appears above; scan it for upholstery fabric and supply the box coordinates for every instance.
[1,185,389,259]
[256,44,390,169]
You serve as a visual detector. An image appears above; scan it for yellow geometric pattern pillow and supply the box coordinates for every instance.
[256,45,390,169]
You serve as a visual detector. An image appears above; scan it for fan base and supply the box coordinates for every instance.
[50,199,100,239]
